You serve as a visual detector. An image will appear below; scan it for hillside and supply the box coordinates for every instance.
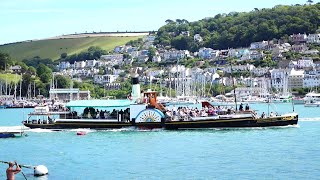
[155,3,320,51]
[0,36,142,61]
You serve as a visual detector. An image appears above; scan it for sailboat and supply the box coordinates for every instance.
[272,72,292,103]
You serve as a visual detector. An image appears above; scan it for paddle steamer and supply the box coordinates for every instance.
[23,74,298,130]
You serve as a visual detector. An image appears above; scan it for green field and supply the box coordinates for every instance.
[0,73,21,84]
[0,36,142,61]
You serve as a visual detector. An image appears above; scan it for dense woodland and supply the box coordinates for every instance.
[155,3,320,51]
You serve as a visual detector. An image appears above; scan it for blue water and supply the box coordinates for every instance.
[0,104,320,180]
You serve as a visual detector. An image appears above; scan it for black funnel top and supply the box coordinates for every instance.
[132,77,139,85]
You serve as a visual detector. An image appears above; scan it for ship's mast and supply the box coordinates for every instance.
[230,59,238,111]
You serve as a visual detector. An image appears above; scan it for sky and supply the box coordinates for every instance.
[0,0,311,45]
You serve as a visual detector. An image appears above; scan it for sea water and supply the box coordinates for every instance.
[0,104,320,180]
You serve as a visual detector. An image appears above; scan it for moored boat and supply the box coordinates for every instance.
[304,92,320,107]
[0,126,26,138]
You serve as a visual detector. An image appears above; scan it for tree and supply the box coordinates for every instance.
[55,75,71,88]
[176,19,182,24]
[165,19,174,24]
[0,52,13,70]
[28,67,36,75]
[148,47,156,61]
[60,53,68,59]
[155,4,320,51]
[307,0,314,5]
[37,64,51,76]
[36,64,52,83]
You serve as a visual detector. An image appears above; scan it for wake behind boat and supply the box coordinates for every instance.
[23,73,298,130]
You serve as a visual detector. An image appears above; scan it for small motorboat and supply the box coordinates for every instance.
[76,131,87,136]
[0,126,25,138]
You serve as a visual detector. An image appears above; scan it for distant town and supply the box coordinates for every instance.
[41,32,318,98]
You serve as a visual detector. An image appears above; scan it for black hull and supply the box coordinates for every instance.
[23,115,298,130]
[6,106,35,109]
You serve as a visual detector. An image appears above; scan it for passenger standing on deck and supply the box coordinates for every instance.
[6,161,21,180]
[245,104,250,111]
[239,103,244,111]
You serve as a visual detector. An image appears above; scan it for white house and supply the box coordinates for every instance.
[194,34,203,42]
[93,74,119,85]
[74,61,86,69]
[162,50,190,61]
[143,35,156,42]
[251,67,269,76]
[250,41,268,50]
[137,55,149,62]
[288,68,305,89]
[290,33,308,43]
[9,65,22,73]
[114,46,124,53]
[304,49,319,55]
[152,55,162,63]
[85,59,97,68]
[291,44,308,53]
[270,69,290,90]
[288,60,298,69]
[198,48,219,59]
[101,54,123,61]
[297,57,314,69]
[303,70,320,88]
[307,34,320,44]
[249,50,264,60]
[59,62,71,70]
[223,64,252,73]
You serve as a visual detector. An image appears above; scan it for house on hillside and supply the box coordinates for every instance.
[250,41,268,50]
[198,48,218,59]
[288,60,298,69]
[194,34,203,42]
[303,69,320,88]
[74,61,86,69]
[270,69,290,90]
[290,33,308,44]
[307,34,320,44]
[114,46,124,53]
[9,65,22,73]
[288,68,304,89]
[297,57,314,69]
[291,44,308,53]
[59,62,71,70]
[250,50,264,60]
[304,49,319,55]
[85,59,97,68]
[93,74,119,85]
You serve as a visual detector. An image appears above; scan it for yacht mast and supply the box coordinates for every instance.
[230,60,238,111]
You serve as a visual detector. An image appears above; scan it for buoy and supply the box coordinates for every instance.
[76,131,87,135]
[34,165,49,176]
[0,160,49,176]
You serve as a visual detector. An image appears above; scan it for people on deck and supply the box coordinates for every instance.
[6,161,21,180]
[261,112,266,118]
[245,104,250,111]
[239,103,244,111]
[270,112,274,117]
